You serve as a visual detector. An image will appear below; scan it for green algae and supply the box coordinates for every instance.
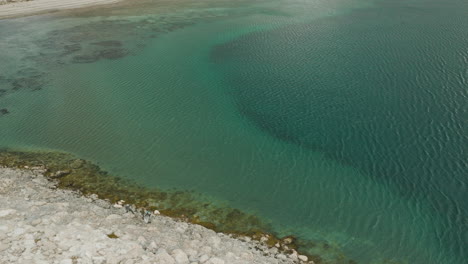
[107,232,119,239]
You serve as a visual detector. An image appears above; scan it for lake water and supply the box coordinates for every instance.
[0,0,467,263]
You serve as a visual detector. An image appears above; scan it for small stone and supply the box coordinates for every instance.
[206,257,224,264]
[171,249,189,264]
[198,255,209,263]
[200,246,211,254]
[11,227,25,237]
[92,256,106,264]
[225,252,236,259]
[207,236,221,247]
[276,254,287,260]
[282,236,294,245]
[298,255,308,262]
[148,241,158,250]
[0,242,9,252]
[59,259,73,264]
[0,209,16,217]
[154,249,175,264]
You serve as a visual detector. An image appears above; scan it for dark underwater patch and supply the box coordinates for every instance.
[63,43,82,55]
[0,108,9,116]
[91,40,122,47]
[72,48,129,63]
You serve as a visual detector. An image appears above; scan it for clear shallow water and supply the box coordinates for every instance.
[1,0,467,263]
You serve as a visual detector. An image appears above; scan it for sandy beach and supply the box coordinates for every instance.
[0,0,121,19]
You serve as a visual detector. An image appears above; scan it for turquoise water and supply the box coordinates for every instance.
[1,0,467,263]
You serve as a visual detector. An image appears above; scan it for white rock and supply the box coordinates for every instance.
[184,248,197,258]
[207,236,221,248]
[92,256,106,264]
[276,253,287,260]
[205,257,224,264]
[154,249,175,264]
[59,259,73,264]
[0,242,9,252]
[298,254,308,261]
[171,249,189,264]
[0,209,16,217]
[148,241,158,251]
[11,227,26,237]
[200,246,212,254]
[198,254,210,263]
[225,252,237,260]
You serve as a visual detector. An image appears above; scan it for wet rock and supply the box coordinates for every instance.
[281,236,295,245]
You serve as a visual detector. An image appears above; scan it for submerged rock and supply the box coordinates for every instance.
[50,170,71,178]
[0,108,9,115]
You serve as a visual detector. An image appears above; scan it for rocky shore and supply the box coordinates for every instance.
[0,167,310,264]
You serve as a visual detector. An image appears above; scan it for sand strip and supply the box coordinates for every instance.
[0,0,121,19]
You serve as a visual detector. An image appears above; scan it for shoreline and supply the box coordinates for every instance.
[0,0,122,19]
[0,167,309,263]
[0,150,320,263]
